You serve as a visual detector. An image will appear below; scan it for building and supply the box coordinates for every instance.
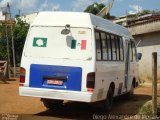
[113,14,136,26]
[128,13,160,82]
[18,12,38,24]
[114,12,160,82]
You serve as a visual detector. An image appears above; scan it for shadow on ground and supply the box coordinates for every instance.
[0,78,16,84]
[35,94,151,120]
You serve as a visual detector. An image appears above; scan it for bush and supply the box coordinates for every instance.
[139,101,152,115]
[139,98,160,116]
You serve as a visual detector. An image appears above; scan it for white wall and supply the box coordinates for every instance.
[0,11,5,20]
[134,31,160,82]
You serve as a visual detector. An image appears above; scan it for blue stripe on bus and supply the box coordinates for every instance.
[29,64,82,91]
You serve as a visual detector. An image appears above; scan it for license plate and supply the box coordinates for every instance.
[47,79,63,85]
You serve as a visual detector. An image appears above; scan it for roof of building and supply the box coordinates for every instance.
[127,13,160,27]
[32,11,132,38]
[127,13,160,35]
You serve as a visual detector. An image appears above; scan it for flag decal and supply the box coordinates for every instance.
[71,39,77,49]
[81,40,87,50]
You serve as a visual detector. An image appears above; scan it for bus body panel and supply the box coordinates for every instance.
[95,61,125,101]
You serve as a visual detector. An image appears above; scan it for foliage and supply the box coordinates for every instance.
[138,101,152,115]
[0,18,29,66]
[13,18,29,64]
[0,26,7,59]
[84,2,113,19]
[138,10,152,16]
[84,2,105,15]
[138,100,160,116]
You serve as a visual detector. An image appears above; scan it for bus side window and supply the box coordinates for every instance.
[115,36,120,61]
[119,37,124,61]
[111,35,116,61]
[95,32,102,60]
[95,30,124,61]
[101,32,107,60]
[129,41,133,61]
[106,34,112,60]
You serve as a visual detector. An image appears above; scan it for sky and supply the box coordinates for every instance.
[0,0,160,17]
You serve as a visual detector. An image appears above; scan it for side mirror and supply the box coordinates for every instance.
[61,24,71,35]
[137,53,142,61]
[61,29,70,35]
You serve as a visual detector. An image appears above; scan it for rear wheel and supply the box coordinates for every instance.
[41,98,63,109]
[102,87,114,112]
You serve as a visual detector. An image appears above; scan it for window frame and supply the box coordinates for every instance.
[131,40,137,62]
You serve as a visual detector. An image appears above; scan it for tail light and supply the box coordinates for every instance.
[86,72,95,92]
[20,67,26,86]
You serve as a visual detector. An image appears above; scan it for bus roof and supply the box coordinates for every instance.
[32,12,132,38]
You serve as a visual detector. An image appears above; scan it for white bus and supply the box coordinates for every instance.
[19,12,141,111]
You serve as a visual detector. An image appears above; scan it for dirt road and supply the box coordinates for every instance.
[0,78,160,120]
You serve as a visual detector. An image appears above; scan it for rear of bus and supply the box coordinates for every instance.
[19,12,97,104]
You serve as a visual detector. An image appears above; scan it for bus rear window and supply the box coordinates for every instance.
[24,26,92,60]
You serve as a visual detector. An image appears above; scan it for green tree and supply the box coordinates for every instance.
[0,18,29,66]
[138,10,152,16]
[84,2,105,15]
[13,18,29,65]
[84,2,114,19]
[0,29,7,60]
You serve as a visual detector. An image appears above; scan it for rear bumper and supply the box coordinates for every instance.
[19,87,96,102]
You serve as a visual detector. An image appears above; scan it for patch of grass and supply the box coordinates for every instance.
[138,100,160,116]
[138,101,152,115]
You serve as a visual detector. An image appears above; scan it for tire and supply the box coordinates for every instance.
[41,98,63,109]
[102,87,114,112]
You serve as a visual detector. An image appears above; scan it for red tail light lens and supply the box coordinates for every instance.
[20,67,26,85]
[86,72,95,90]
[20,76,25,83]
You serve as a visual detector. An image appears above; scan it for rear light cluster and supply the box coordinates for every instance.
[86,72,95,92]
[20,67,26,86]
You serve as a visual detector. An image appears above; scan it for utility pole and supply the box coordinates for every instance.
[126,10,128,26]
[18,9,21,16]
[136,0,141,19]
[7,2,16,77]
[152,52,157,118]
